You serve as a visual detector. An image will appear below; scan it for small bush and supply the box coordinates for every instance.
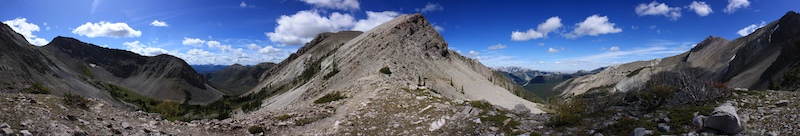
[274,114,291,121]
[248,126,264,134]
[607,117,656,135]
[636,85,676,111]
[323,68,339,80]
[469,100,493,111]
[545,97,587,127]
[379,66,392,75]
[154,101,182,117]
[22,83,50,94]
[63,93,91,110]
[241,100,262,113]
[314,91,346,104]
[481,113,521,134]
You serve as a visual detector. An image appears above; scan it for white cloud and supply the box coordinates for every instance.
[72,21,142,38]
[724,0,750,13]
[265,10,355,45]
[488,44,507,50]
[352,11,400,31]
[688,1,713,16]
[737,21,766,36]
[246,43,261,50]
[415,3,443,13]
[300,0,359,10]
[123,41,168,56]
[149,20,168,27]
[635,1,682,20]
[206,40,221,47]
[649,25,657,29]
[258,46,282,55]
[433,25,444,32]
[511,16,562,41]
[188,48,214,57]
[182,37,205,46]
[91,0,102,14]
[538,43,544,46]
[609,46,620,52]
[240,1,247,8]
[547,47,560,53]
[564,15,622,39]
[468,50,480,57]
[2,18,48,45]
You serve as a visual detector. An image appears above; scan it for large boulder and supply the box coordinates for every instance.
[704,103,743,134]
[513,104,530,115]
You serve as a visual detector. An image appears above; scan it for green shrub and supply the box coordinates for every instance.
[154,101,182,117]
[274,114,291,121]
[314,91,346,104]
[379,66,392,75]
[63,93,90,110]
[545,97,587,127]
[481,113,521,134]
[627,67,646,77]
[241,100,262,113]
[636,85,676,111]
[248,126,264,134]
[607,117,656,135]
[22,83,50,94]
[469,100,493,111]
[323,68,339,80]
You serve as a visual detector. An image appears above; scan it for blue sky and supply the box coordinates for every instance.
[2,0,798,72]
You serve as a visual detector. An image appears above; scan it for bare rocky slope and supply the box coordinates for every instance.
[556,11,800,96]
[40,37,223,104]
[206,62,276,95]
[0,22,223,105]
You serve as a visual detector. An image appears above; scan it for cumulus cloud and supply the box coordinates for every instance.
[246,43,261,50]
[265,10,355,45]
[2,18,48,45]
[300,0,359,10]
[266,10,399,45]
[488,44,507,50]
[182,37,205,46]
[72,21,142,38]
[415,3,443,13]
[511,16,562,41]
[737,21,766,36]
[564,15,622,39]
[724,0,750,13]
[538,43,544,46]
[206,41,221,48]
[635,1,682,20]
[205,40,233,51]
[547,47,560,53]
[468,50,480,57]
[609,46,620,51]
[123,41,168,56]
[352,11,400,31]
[150,20,168,27]
[258,46,282,55]
[688,1,713,16]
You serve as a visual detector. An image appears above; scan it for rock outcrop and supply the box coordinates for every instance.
[704,103,743,134]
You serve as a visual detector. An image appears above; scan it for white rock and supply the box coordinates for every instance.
[428,117,446,131]
[19,130,32,136]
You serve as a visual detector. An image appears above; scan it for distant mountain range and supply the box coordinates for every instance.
[557,11,800,96]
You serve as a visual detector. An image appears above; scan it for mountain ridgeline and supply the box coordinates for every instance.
[0,22,223,106]
[205,62,276,95]
[556,11,800,96]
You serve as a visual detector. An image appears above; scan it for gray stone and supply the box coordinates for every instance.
[489,127,499,131]
[513,104,530,115]
[776,100,789,107]
[657,123,670,132]
[630,127,646,136]
[0,123,8,128]
[692,115,706,127]
[593,133,604,136]
[19,130,32,136]
[1,128,13,135]
[121,122,131,129]
[704,103,743,135]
